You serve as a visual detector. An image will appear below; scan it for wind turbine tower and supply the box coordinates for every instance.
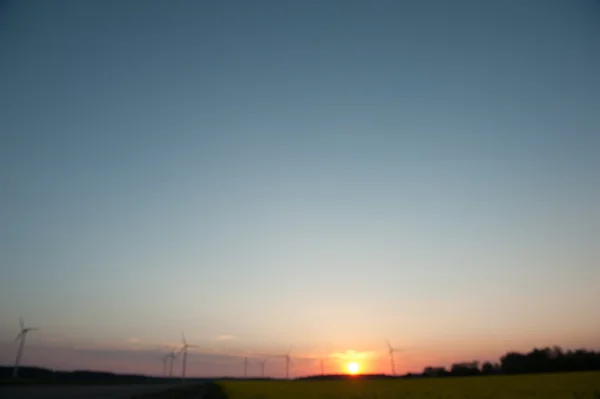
[161,354,169,376]
[386,340,401,376]
[167,350,177,377]
[320,357,325,376]
[258,358,268,378]
[244,356,249,378]
[179,332,198,380]
[282,348,293,379]
[13,317,39,378]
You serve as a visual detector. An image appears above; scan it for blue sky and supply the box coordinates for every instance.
[1,0,599,377]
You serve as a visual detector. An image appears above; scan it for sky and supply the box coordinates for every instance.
[1,0,599,378]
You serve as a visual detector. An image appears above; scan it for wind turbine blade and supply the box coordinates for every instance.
[182,332,187,345]
[19,317,24,330]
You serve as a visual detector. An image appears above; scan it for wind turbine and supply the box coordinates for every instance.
[243,356,249,378]
[179,332,198,380]
[160,353,169,376]
[386,340,402,376]
[167,349,177,377]
[319,357,325,376]
[282,347,293,379]
[13,317,39,378]
[258,358,268,378]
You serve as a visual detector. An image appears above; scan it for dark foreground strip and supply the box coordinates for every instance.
[131,381,228,399]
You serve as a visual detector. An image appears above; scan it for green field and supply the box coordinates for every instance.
[219,372,600,399]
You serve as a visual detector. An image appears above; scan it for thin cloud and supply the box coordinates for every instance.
[214,334,235,341]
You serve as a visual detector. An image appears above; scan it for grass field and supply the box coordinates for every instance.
[219,371,600,399]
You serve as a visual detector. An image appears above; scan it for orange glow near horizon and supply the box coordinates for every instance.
[346,361,360,375]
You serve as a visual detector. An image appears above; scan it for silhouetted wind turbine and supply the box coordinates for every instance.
[161,353,169,376]
[167,349,177,377]
[386,339,402,376]
[282,347,293,379]
[243,356,249,378]
[13,317,39,378]
[258,358,268,378]
[320,357,325,376]
[179,332,198,380]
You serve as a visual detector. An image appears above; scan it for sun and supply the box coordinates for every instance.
[346,362,360,375]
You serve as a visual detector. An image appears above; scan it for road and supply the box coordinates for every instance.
[0,384,192,399]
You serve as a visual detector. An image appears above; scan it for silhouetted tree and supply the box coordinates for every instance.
[423,366,447,377]
[419,346,600,378]
[500,346,600,374]
[481,362,496,375]
[450,361,480,376]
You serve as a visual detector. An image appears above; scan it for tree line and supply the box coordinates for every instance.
[418,346,600,378]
